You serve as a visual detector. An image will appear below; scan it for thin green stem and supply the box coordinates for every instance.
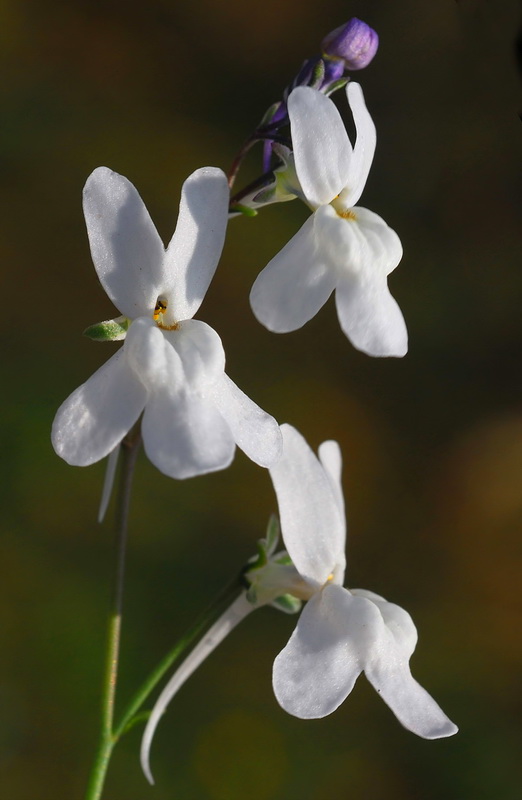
[84,427,141,800]
[113,573,244,740]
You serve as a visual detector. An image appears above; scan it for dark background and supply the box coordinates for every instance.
[1,0,521,798]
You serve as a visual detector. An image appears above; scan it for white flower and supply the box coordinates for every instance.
[270,424,457,737]
[140,427,456,785]
[52,166,282,479]
[250,83,408,357]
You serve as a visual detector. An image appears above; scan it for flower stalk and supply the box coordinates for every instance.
[112,572,245,742]
[84,425,141,800]
[84,447,246,800]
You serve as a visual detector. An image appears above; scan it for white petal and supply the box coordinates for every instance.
[83,167,166,319]
[288,87,351,207]
[353,591,458,739]
[210,374,283,468]
[351,589,418,656]
[269,425,345,587]
[314,204,403,278]
[141,387,235,479]
[310,205,407,356]
[141,593,255,785]
[163,167,229,322]
[366,658,458,739]
[349,207,403,276]
[97,444,120,523]
[318,440,345,520]
[273,585,382,718]
[250,214,337,333]
[125,317,225,395]
[340,83,377,207]
[51,350,147,466]
[346,590,458,738]
[164,320,225,391]
[335,272,408,357]
[126,318,232,478]
[125,317,185,391]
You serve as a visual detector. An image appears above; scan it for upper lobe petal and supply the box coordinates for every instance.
[163,167,229,322]
[340,83,377,208]
[269,425,345,588]
[288,87,351,207]
[83,167,166,319]
[318,440,345,520]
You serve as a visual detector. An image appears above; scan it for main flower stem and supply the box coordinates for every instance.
[84,427,246,799]
[84,426,141,800]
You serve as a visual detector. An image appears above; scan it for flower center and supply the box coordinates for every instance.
[337,209,357,221]
[153,299,167,321]
[153,298,179,331]
[330,194,357,219]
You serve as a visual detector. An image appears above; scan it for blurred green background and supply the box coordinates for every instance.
[1,0,521,797]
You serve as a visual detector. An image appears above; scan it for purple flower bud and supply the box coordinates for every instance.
[321,18,379,71]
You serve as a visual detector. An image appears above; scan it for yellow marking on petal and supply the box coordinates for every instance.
[157,321,180,331]
[337,209,357,221]
[326,573,334,582]
[153,299,167,321]
[153,298,180,330]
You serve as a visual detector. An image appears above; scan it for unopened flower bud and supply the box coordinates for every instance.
[322,18,378,70]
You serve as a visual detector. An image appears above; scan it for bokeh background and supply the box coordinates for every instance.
[1,0,521,798]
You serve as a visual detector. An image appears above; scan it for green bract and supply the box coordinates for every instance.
[83,316,130,342]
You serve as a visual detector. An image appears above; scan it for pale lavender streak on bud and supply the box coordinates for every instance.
[322,18,379,71]
[284,56,344,103]
[262,103,288,171]
[322,58,345,85]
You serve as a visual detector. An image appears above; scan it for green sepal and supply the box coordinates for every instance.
[324,78,349,96]
[246,584,258,605]
[229,203,258,218]
[259,101,282,127]
[271,594,302,614]
[245,514,281,575]
[273,552,292,566]
[264,514,280,555]
[83,315,130,342]
[310,59,326,88]
[251,186,276,205]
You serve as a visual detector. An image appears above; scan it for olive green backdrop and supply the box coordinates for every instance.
[1,0,521,798]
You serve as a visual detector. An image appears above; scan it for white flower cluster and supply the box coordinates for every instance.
[51,38,456,786]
